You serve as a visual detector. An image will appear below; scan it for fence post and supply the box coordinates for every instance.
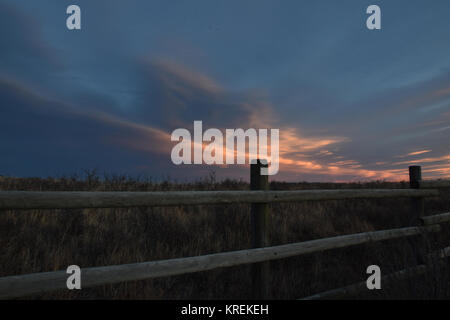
[409,165,430,267]
[410,167,442,294]
[250,159,270,299]
[409,166,424,221]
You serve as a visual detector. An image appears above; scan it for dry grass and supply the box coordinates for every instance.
[0,172,449,299]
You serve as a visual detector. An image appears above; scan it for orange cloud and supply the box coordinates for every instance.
[392,154,450,166]
[101,60,450,182]
[406,150,432,156]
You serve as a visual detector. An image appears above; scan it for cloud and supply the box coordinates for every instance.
[0,3,63,80]
[0,75,172,176]
[392,155,450,166]
[2,10,450,184]
[120,58,432,181]
[128,58,387,179]
[33,55,449,181]
[406,150,432,156]
[396,149,432,158]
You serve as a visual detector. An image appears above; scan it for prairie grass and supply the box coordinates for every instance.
[0,173,449,299]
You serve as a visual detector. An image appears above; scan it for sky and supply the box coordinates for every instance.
[1,0,449,182]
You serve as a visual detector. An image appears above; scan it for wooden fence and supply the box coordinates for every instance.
[0,163,449,299]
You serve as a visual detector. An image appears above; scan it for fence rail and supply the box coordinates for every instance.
[0,164,449,299]
[421,180,450,189]
[0,188,440,210]
[0,224,441,299]
[301,247,450,300]
[421,212,450,226]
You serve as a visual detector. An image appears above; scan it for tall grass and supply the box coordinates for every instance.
[0,173,449,299]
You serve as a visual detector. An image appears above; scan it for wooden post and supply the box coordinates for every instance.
[410,166,442,289]
[409,165,430,266]
[409,166,424,221]
[250,159,270,299]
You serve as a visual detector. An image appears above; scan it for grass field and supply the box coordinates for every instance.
[0,172,449,299]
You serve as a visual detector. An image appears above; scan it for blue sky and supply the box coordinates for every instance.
[1,0,450,181]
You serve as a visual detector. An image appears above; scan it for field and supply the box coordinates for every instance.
[0,172,449,299]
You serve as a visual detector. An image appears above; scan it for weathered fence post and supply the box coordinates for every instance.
[409,166,424,221]
[250,159,270,299]
[409,165,430,266]
[410,166,442,294]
